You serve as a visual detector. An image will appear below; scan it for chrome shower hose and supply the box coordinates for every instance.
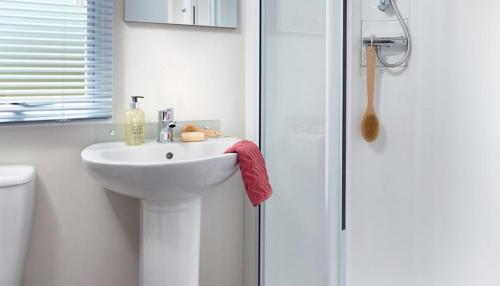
[377,0,412,67]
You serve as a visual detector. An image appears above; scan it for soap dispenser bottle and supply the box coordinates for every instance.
[125,96,145,146]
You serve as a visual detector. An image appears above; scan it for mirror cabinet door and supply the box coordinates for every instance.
[124,0,238,28]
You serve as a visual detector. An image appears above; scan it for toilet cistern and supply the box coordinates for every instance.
[0,165,35,286]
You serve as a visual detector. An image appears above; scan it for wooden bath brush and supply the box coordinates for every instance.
[361,45,380,142]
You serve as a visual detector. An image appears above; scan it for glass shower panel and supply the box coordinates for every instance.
[261,0,328,285]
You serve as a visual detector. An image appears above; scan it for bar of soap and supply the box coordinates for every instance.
[180,132,206,142]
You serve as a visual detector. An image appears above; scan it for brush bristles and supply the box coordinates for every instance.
[362,114,380,142]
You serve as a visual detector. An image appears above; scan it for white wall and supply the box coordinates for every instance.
[347,1,500,286]
[0,0,247,285]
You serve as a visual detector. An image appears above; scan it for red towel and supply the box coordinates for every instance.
[225,140,272,206]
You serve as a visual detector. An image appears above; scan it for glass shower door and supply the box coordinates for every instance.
[260,0,342,285]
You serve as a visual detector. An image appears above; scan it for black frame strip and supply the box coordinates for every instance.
[258,0,263,285]
[341,0,348,231]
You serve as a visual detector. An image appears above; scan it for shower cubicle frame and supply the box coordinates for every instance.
[243,0,347,285]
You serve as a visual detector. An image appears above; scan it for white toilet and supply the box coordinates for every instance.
[0,165,35,286]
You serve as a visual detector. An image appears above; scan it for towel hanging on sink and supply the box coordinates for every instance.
[225,140,273,206]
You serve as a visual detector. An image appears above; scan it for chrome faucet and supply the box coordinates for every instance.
[157,108,176,143]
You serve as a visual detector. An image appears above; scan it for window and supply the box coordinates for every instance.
[0,0,112,123]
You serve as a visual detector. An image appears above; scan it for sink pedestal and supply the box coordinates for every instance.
[140,198,202,286]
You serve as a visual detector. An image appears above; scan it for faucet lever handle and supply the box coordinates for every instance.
[158,108,174,122]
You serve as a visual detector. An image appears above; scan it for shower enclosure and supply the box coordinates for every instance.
[259,0,500,286]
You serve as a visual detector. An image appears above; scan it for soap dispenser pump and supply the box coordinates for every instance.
[125,96,145,146]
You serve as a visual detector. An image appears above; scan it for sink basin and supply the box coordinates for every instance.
[81,137,240,202]
[81,137,241,286]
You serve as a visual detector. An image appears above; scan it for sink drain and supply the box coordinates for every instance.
[165,152,174,160]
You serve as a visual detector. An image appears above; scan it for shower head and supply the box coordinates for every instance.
[378,0,391,12]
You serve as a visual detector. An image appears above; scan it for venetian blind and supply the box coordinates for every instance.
[0,0,112,123]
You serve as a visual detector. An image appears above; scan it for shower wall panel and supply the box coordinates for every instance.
[347,1,500,286]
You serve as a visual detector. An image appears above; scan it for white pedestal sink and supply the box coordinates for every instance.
[81,138,240,286]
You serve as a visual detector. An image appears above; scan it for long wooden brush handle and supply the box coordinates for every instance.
[182,124,227,138]
[367,46,376,112]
